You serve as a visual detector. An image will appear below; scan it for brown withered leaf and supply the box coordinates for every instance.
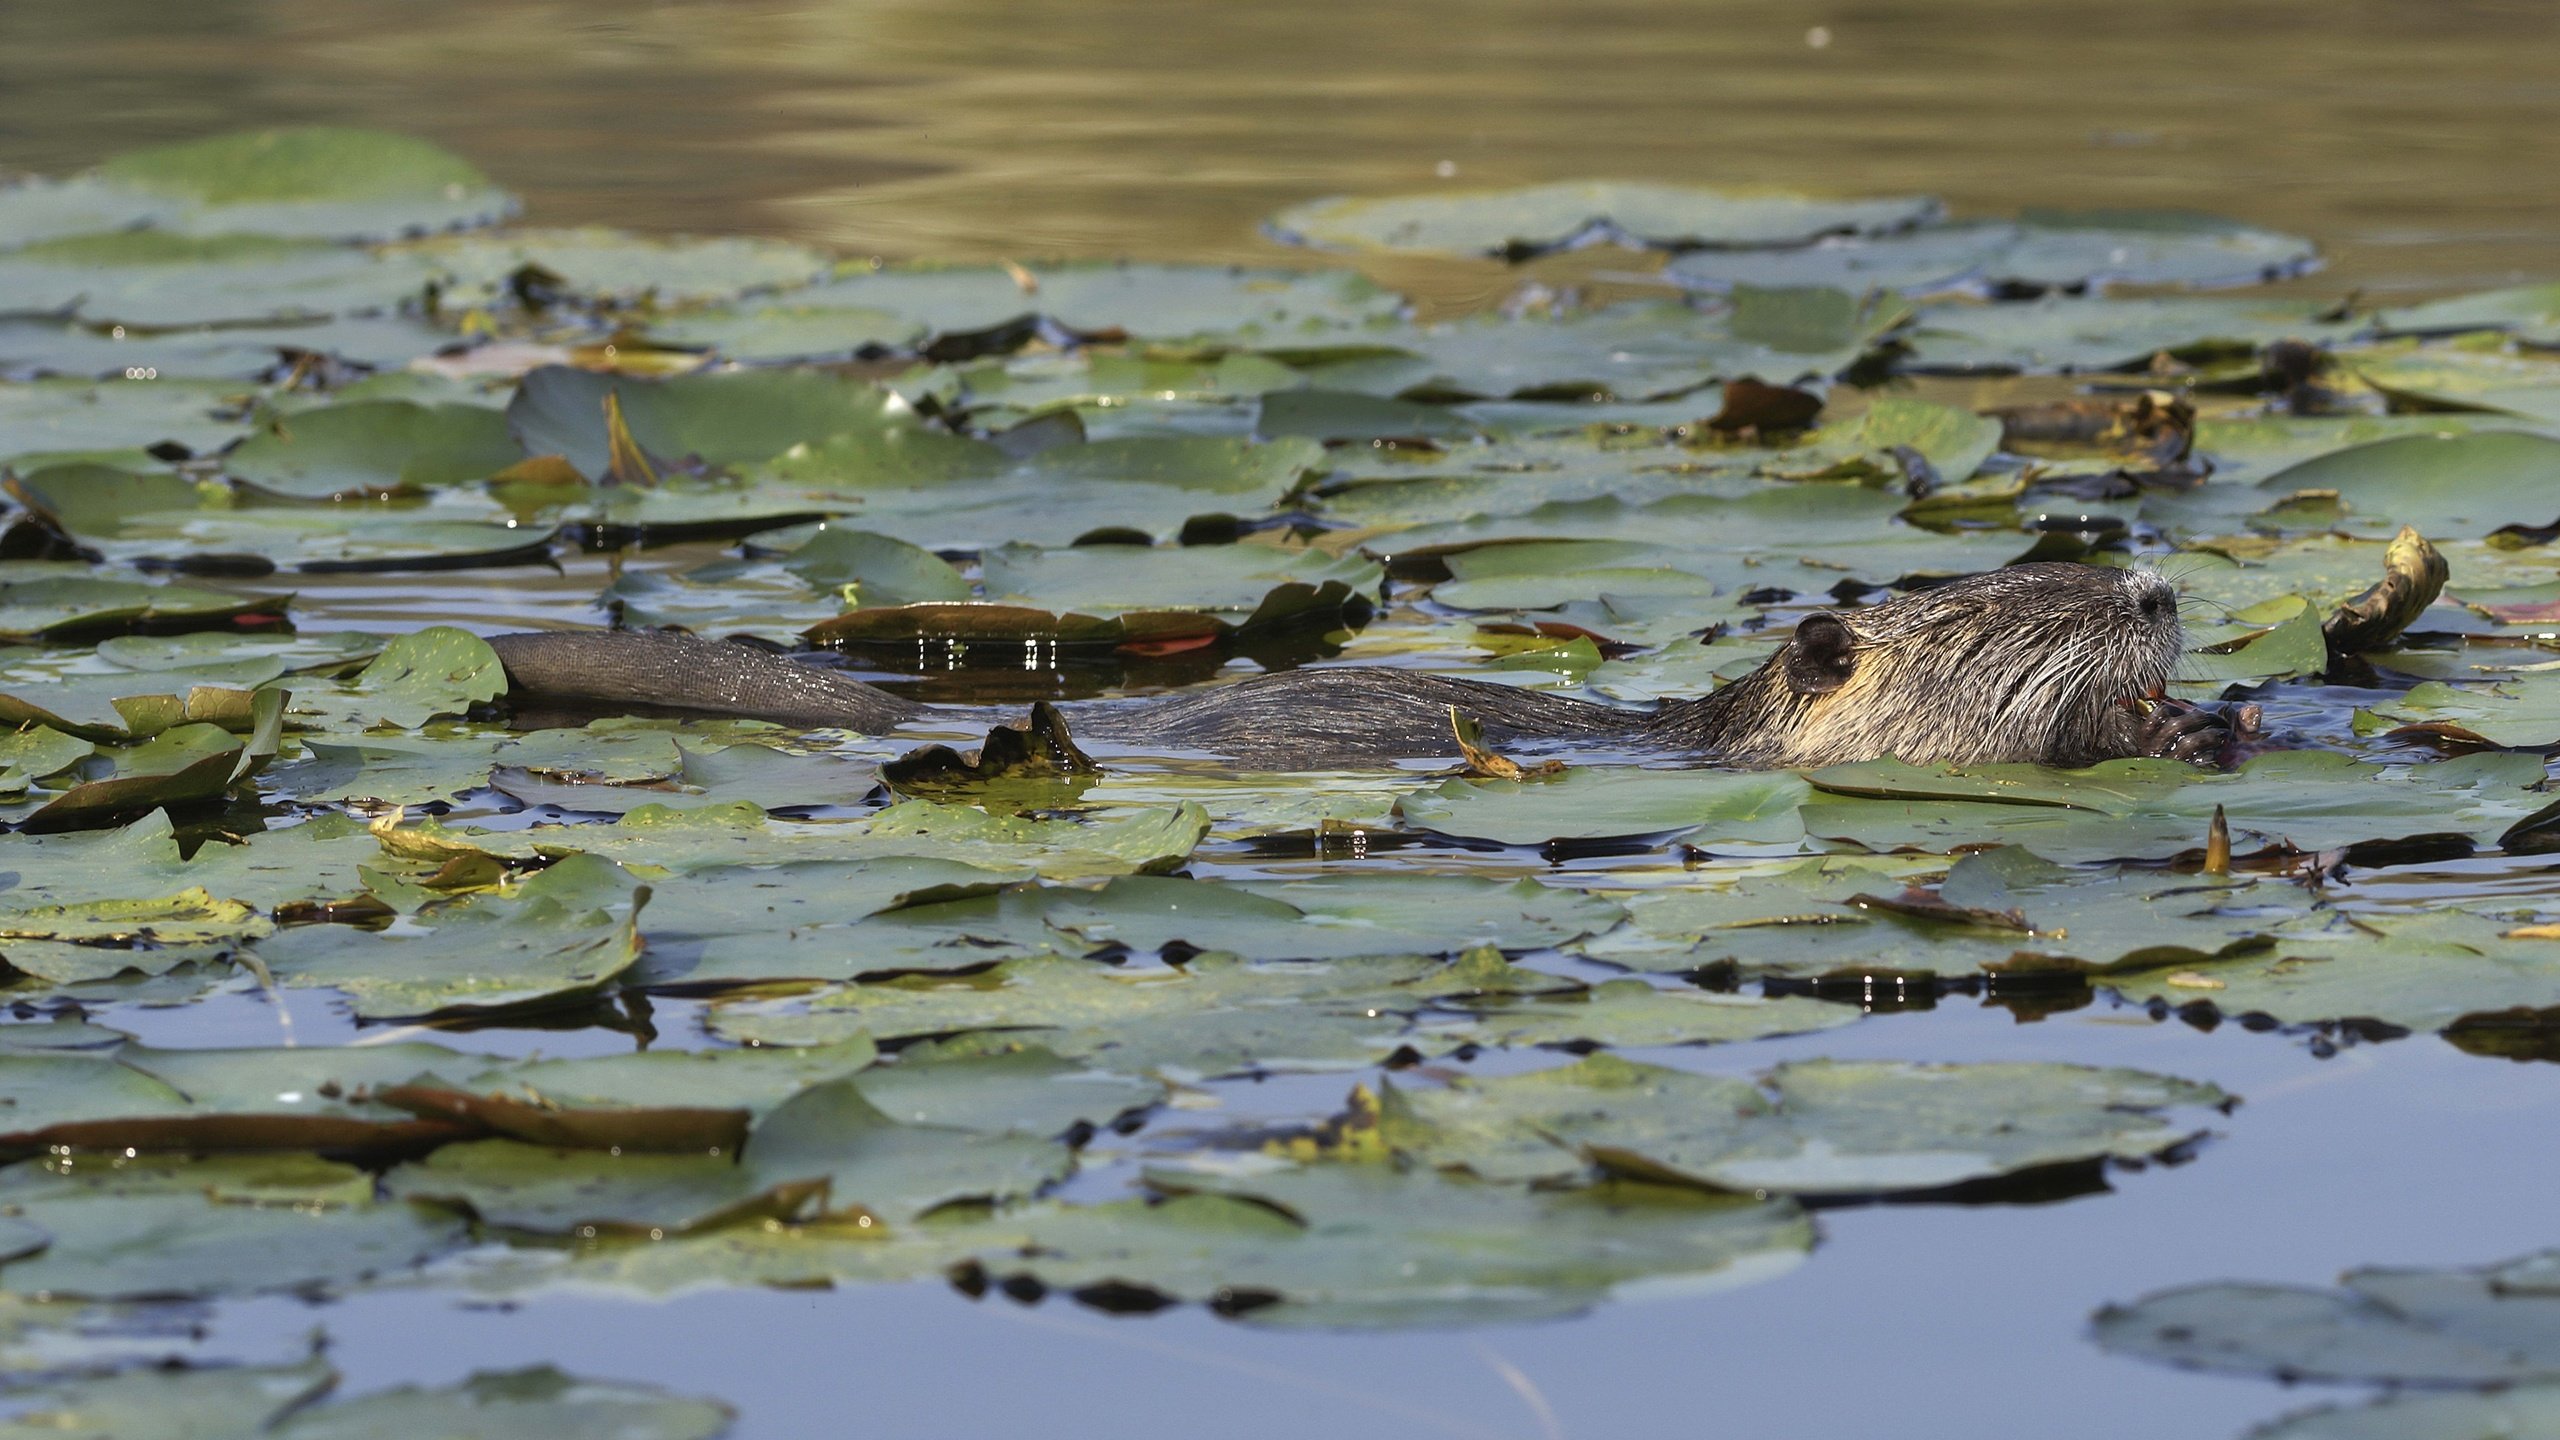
[374,1085,751,1155]
[1703,377,1824,435]
[2325,526,2448,655]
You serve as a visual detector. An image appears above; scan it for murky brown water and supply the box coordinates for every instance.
[6,0,2559,306]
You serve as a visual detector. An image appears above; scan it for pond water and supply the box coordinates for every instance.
[8,0,2560,297]
[7,4,2560,1438]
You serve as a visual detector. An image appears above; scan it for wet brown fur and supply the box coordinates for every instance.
[489,562,2184,771]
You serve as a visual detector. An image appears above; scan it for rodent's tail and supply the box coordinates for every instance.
[485,630,928,733]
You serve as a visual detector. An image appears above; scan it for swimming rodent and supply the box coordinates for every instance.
[486,561,2227,771]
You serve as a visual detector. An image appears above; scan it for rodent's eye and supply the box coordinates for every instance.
[2139,591,2170,618]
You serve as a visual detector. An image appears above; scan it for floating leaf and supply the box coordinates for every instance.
[1268,182,1938,259]
[253,854,643,1019]
[92,126,514,239]
[1379,1053,2224,1195]
[225,400,524,499]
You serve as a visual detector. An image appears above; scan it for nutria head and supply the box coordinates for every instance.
[1688,562,2185,769]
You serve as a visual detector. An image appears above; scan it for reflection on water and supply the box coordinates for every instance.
[6,0,2560,300]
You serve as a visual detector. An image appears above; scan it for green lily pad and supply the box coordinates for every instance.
[978,542,1379,616]
[253,853,644,1019]
[280,1366,732,1440]
[634,856,1030,939]
[7,462,558,573]
[850,1044,1164,1137]
[2341,342,2560,426]
[492,738,880,814]
[0,382,250,463]
[1902,295,2350,374]
[90,126,514,240]
[1297,295,1905,402]
[263,734,506,807]
[988,1165,1810,1328]
[2103,908,2560,1031]
[399,226,831,307]
[1397,767,1811,846]
[1662,213,2318,295]
[0,1360,336,1439]
[1268,182,1938,259]
[225,400,525,499]
[640,302,922,363]
[2095,1250,2560,1384]
[780,527,972,604]
[488,1035,880,1118]
[0,1359,732,1440]
[0,1154,468,1300]
[2247,1387,2560,1440]
[1037,872,1625,959]
[761,261,1402,349]
[1734,845,2291,984]
[0,231,433,326]
[1443,977,1862,1050]
[24,692,282,831]
[751,433,1328,549]
[1378,1053,2225,1195]
[389,1078,1068,1230]
[0,570,292,644]
[2378,282,2560,344]
[506,364,944,482]
[2254,429,2560,540]
[1801,750,2550,865]
[2362,677,2560,748]
[710,951,1440,1077]
[289,627,505,731]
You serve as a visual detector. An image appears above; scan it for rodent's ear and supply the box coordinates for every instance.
[1783,612,1857,696]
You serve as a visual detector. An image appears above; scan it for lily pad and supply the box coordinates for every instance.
[400,226,831,307]
[2378,282,2560,343]
[2096,1250,2560,1384]
[1378,1053,2225,1195]
[1268,182,1938,259]
[1443,977,1862,1050]
[252,854,644,1019]
[1661,213,2318,296]
[1902,295,2351,374]
[1397,767,1810,846]
[389,1078,1068,1229]
[90,126,514,240]
[762,262,1404,350]
[1008,1166,1812,1327]
[0,1154,468,1300]
[2253,429,2560,540]
[1297,295,1906,402]
[0,231,433,327]
[224,400,524,499]
[0,570,293,643]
